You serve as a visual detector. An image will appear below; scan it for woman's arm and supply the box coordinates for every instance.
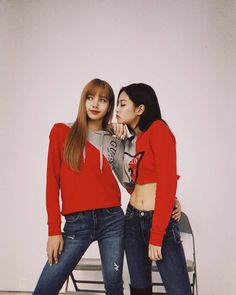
[46,124,62,236]
[45,124,64,264]
[106,123,136,192]
[149,121,178,247]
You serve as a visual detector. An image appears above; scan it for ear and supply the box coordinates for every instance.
[136,104,145,116]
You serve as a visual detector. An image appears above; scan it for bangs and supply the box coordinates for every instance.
[85,80,112,101]
[79,78,114,129]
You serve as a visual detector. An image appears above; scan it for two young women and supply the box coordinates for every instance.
[33,79,189,295]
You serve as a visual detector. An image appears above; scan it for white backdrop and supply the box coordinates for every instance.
[0,1,236,294]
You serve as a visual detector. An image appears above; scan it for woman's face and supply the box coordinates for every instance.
[85,92,110,122]
[116,91,141,127]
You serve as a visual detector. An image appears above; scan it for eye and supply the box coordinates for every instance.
[100,98,107,103]
[87,95,93,101]
[118,100,126,107]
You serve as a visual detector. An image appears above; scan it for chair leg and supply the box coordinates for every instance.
[129,284,152,295]
[70,272,79,291]
[65,276,69,291]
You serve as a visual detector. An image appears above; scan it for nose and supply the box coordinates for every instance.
[92,99,99,108]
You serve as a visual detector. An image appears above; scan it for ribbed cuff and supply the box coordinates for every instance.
[149,229,165,247]
[48,223,62,236]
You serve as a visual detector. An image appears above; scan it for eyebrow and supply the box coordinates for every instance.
[87,94,107,99]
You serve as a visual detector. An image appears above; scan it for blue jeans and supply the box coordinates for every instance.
[33,206,125,295]
[125,203,191,295]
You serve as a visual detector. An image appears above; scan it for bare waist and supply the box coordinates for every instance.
[130,183,156,211]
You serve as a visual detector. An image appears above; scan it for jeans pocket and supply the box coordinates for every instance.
[172,224,181,243]
[165,222,182,244]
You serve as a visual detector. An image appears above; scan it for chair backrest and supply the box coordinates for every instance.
[179,212,193,234]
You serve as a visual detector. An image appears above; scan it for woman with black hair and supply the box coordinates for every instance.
[116,83,191,295]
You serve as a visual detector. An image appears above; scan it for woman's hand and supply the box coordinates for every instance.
[148,244,163,261]
[47,235,64,265]
[172,197,182,221]
[108,123,128,140]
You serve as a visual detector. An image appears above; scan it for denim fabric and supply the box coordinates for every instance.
[125,203,191,295]
[33,206,125,295]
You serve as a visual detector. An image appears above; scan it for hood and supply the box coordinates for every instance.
[86,129,112,173]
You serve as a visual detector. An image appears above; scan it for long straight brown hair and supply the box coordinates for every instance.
[63,79,115,172]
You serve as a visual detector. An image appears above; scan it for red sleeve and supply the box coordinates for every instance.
[149,121,177,246]
[46,124,63,236]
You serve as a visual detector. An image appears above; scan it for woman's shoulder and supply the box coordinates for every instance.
[148,120,176,142]
[148,119,169,132]
[49,122,71,139]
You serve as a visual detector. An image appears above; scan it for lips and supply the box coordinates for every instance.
[90,110,100,115]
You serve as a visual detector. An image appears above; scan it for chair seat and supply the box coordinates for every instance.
[152,259,194,272]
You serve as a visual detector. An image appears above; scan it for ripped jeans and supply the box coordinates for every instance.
[33,207,125,295]
[125,203,191,295]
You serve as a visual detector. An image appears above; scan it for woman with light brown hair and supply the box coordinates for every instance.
[33,79,126,295]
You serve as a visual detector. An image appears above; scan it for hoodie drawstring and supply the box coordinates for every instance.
[99,132,104,173]
[83,146,86,163]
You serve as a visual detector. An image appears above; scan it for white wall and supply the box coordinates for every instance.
[0,0,235,294]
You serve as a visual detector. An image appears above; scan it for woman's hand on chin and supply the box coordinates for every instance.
[108,123,128,140]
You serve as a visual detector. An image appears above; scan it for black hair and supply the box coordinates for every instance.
[118,83,167,132]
